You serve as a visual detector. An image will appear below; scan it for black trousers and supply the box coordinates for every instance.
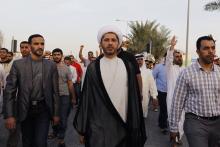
[7,125,20,147]
[184,113,220,147]
[157,91,168,129]
[73,82,81,104]
[21,104,50,147]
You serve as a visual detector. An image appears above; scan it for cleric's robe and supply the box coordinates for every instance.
[73,55,147,147]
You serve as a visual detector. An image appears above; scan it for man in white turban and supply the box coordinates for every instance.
[135,54,158,118]
[74,25,146,147]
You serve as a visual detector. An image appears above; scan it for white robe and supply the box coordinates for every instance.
[166,49,185,138]
[140,65,158,118]
[100,56,128,122]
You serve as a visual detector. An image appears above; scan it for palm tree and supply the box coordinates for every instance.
[204,0,220,11]
[127,20,170,60]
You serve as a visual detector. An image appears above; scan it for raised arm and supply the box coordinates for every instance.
[166,36,177,69]
[79,45,86,62]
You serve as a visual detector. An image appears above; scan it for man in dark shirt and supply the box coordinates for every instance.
[3,34,60,147]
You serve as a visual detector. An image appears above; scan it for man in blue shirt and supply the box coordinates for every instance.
[153,55,168,134]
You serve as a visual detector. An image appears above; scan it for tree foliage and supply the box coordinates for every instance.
[204,0,220,11]
[127,20,170,60]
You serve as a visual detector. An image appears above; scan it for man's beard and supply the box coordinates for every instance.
[202,55,214,64]
[174,60,183,66]
[103,46,118,56]
[22,51,30,57]
[54,58,62,63]
[32,48,43,57]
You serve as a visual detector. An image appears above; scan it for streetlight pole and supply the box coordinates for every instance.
[185,0,190,66]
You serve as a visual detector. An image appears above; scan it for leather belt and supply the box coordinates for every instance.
[186,113,220,121]
[31,100,45,106]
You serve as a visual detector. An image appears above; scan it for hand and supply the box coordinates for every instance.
[170,132,179,147]
[152,99,158,107]
[80,45,84,49]
[171,141,178,147]
[71,97,76,105]
[170,36,177,49]
[5,117,16,130]
[79,135,85,144]
[53,116,60,125]
[140,94,143,101]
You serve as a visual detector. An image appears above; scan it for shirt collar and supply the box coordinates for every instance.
[195,59,216,72]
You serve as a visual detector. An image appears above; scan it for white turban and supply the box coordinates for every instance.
[97,25,123,46]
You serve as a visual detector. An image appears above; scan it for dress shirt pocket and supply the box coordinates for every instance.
[188,76,200,95]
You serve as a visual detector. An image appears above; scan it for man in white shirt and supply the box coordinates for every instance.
[135,54,158,118]
[64,56,77,84]
[166,36,185,145]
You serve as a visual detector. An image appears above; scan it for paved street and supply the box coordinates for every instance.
[0,107,189,147]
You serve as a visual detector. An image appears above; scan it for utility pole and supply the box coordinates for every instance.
[185,0,190,66]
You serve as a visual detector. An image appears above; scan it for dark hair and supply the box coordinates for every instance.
[64,56,71,61]
[0,48,9,53]
[20,41,29,47]
[196,36,215,50]
[28,34,44,44]
[88,51,93,54]
[7,51,14,56]
[52,48,63,55]
[69,55,74,58]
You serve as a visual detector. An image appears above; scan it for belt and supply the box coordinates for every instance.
[31,100,45,106]
[186,113,220,121]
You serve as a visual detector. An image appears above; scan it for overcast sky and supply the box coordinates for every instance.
[0,0,219,58]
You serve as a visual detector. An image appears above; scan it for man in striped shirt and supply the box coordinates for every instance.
[169,36,220,147]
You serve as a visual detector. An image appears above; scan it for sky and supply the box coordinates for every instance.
[0,0,220,59]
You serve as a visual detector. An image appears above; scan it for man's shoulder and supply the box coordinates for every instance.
[86,59,98,74]
[43,59,56,66]
[118,49,135,59]
[154,63,163,68]
[12,57,27,65]
[59,63,70,71]
[178,63,197,79]
[214,64,220,72]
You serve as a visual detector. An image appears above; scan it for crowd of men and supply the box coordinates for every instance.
[0,25,219,147]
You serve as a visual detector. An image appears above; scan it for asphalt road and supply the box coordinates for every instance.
[0,107,189,147]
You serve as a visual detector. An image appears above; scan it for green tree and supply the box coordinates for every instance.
[204,0,220,11]
[127,20,170,60]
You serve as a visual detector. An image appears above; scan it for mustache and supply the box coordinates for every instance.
[106,45,114,48]
[53,58,61,61]
[36,48,43,51]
